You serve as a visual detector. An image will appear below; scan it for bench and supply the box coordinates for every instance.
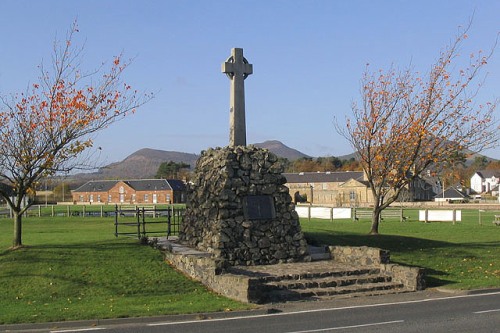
[353,210,372,221]
[493,215,500,226]
[354,209,407,222]
[381,210,409,222]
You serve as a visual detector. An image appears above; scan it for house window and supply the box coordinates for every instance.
[89,194,93,202]
[144,194,149,202]
[349,191,356,201]
[79,195,84,202]
[97,195,101,202]
[108,194,112,203]
[131,194,136,202]
[166,194,171,203]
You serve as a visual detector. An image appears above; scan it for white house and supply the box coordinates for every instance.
[470,170,500,194]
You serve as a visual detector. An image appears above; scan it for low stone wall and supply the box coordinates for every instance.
[163,248,253,303]
[328,245,425,291]
[381,263,426,291]
[328,246,390,266]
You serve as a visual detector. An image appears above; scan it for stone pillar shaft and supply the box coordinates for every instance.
[222,48,253,147]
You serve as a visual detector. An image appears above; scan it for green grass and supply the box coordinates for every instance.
[0,217,248,325]
[1,208,499,325]
[301,208,500,290]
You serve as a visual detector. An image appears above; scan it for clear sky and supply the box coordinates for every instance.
[0,0,499,165]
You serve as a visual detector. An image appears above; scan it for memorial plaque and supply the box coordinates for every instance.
[243,195,276,220]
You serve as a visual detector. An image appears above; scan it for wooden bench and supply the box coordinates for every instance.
[493,215,500,226]
[353,210,372,221]
[382,210,408,222]
[354,209,407,222]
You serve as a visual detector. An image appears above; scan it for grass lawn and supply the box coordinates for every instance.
[0,216,248,325]
[1,208,499,325]
[301,208,500,290]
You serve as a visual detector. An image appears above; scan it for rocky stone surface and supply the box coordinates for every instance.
[179,146,308,265]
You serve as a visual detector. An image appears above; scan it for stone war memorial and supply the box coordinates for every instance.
[159,48,424,304]
[179,48,308,266]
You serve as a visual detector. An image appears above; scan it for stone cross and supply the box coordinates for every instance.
[222,48,253,147]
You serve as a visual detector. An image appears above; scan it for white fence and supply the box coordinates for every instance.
[295,206,351,221]
[418,209,461,223]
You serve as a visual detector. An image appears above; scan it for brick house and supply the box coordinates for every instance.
[72,179,186,204]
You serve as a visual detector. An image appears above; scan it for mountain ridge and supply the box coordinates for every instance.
[71,140,309,181]
[69,141,495,182]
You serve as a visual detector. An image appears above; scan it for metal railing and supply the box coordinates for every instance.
[114,205,184,239]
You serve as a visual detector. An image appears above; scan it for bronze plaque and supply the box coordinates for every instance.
[243,195,276,220]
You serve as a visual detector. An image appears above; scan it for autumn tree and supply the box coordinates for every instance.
[337,25,498,234]
[0,22,152,248]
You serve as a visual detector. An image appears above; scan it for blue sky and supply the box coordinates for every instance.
[0,0,499,164]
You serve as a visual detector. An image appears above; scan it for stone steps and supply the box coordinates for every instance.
[263,273,393,290]
[253,267,383,282]
[265,282,408,302]
[249,265,407,303]
[158,238,425,304]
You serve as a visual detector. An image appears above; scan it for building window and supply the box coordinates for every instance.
[108,194,112,203]
[144,194,149,202]
[131,194,136,202]
[166,194,171,203]
[79,195,84,202]
[89,194,93,202]
[97,195,101,202]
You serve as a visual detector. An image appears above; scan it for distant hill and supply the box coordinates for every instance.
[254,140,310,160]
[70,141,310,181]
[71,148,199,181]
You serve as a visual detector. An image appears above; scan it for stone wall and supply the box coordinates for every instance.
[179,146,308,266]
[328,246,390,266]
[328,245,425,291]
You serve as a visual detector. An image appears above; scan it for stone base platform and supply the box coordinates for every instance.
[151,237,425,304]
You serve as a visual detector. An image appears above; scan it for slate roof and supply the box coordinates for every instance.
[435,187,468,199]
[166,179,187,191]
[73,179,185,192]
[73,180,117,192]
[125,179,172,191]
[283,171,364,184]
[475,170,500,179]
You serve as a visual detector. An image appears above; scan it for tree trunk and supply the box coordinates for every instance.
[12,211,22,248]
[370,207,382,235]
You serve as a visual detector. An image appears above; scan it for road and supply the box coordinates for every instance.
[4,290,500,333]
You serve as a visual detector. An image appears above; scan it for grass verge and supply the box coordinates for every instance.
[0,217,248,325]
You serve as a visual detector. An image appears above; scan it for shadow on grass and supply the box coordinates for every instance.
[304,231,499,288]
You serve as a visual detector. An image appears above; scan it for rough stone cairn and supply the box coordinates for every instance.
[179,145,309,266]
